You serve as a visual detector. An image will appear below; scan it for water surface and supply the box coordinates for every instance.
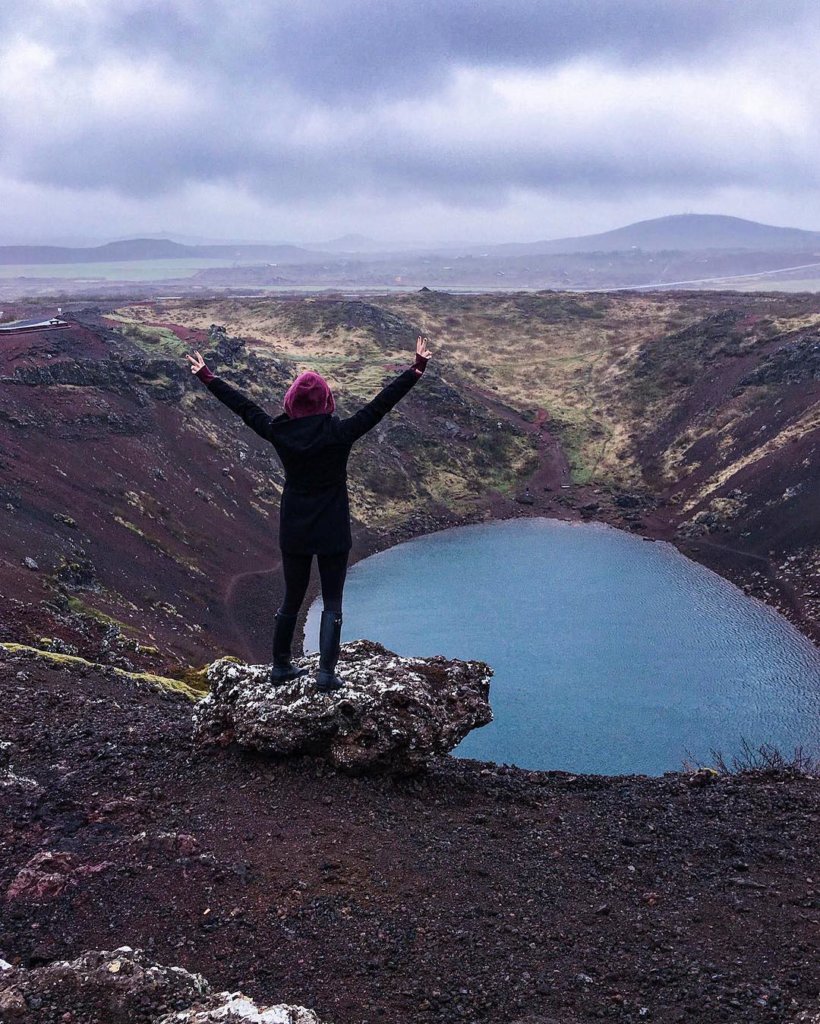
[305,518,820,775]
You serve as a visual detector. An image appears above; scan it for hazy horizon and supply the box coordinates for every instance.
[1,1,819,247]
[4,211,820,254]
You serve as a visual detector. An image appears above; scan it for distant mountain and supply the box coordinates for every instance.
[5,214,820,275]
[0,238,330,265]
[477,214,820,256]
[109,231,273,247]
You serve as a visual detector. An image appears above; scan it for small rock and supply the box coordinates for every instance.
[6,851,112,902]
[0,987,26,1014]
[687,767,720,787]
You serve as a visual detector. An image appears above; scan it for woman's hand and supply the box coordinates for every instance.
[186,350,216,384]
[416,335,432,361]
[186,350,206,374]
[414,335,432,375]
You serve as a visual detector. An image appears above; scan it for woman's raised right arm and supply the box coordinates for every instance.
[186,350,277,442]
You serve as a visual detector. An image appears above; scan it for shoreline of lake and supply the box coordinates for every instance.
[305,515,820,776]
[327,496,818,652]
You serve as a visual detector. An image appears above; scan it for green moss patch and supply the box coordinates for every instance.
[0,642,207,700]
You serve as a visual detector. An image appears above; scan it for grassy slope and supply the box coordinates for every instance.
[113,297,539,526]
[127,290,818,499]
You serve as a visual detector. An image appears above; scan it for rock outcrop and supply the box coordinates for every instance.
[0,741,41,796]
[5,850,113,902]
[192,638,493,774]
[0,947,327,1023]
[158,993,326,1023]
[7,354,188,402]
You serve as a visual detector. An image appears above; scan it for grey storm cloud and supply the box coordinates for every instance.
[0,0,818,207]
[5,0,815,99]
[130,0,818,101]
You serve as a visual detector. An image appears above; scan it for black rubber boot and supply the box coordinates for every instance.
[316,610,345,692]
[270,609,309,686]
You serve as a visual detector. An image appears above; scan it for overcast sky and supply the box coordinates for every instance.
[1,0,818,246]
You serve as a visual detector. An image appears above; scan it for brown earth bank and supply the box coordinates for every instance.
[0,290,818,669]
[1,647,819,1024]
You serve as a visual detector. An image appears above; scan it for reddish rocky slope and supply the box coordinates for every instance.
[1,646,818,1024]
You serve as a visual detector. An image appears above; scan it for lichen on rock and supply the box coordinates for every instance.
[192,638,493,774]
[157,992,328,1023]
[0,947,209,1022]
[0,947,328,1023]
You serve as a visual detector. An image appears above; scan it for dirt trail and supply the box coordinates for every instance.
[223,565,282,663]
[467,381,572,494]
[525,408,573,492]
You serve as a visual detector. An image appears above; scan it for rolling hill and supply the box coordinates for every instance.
[478,213,820,256]
[0,238,329,266]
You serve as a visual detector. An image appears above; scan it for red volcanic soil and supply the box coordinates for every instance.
[2,648,819,1024]
[0,314,290,672]
[629,313,820,644]
[1,297,819,1024]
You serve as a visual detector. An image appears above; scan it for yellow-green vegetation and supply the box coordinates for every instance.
[113,297,540,526]
[111,291,819,507]
[164,663,213,692]
[0,642,206,700]
[376,291,681,487]
[115,298,407,393]
[186,415,224,450]
[112,512,205,575]
[64,596,138,634]
[113,514,145,537]
[680,401,820,512]
[114,293,659,491]
[124,490,146,513]
[107,315,189,358]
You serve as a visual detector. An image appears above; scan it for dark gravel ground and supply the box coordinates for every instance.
[1,646,818,1024]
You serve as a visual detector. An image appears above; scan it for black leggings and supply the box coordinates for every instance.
[280,550,349,616]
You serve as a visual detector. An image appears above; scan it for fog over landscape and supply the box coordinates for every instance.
[1,0,819,246]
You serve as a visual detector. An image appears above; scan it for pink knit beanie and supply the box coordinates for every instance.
[283,371,335,418]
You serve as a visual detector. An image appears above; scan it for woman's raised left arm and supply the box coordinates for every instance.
[334,336,432,444]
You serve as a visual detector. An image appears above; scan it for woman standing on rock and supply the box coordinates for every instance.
[187,336,431,692]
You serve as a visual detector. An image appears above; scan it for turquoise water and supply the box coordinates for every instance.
[304,518,820,776]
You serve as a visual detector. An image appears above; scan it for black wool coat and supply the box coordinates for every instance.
[204,367,420,555]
